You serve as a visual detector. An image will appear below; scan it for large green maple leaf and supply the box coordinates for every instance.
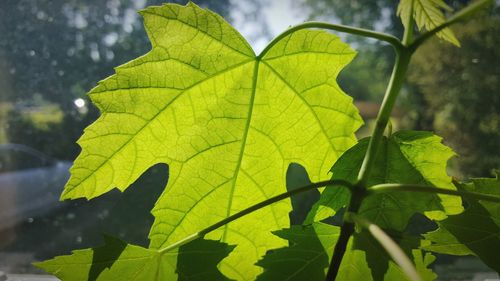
[256,223,436,281]
[60,2,362,279]
[306,131,463,231]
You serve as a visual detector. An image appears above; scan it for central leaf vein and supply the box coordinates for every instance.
[222,60,261,241]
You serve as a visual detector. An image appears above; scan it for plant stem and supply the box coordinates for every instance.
[356,48,412,186]
[368,183,500,203]
[158,179,353,253]
[258,22,403,59]
[326,23,413,280]
[402,0,415,46]
[325,185,365,280]
[325,50,414,277]
[325,221,354,280]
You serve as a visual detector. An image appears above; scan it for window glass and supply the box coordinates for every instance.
[0,145,53,172]
[0,0,498,279]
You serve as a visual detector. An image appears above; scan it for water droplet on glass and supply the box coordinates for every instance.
[36,11,47,20]
[67,48,75,57]
[74,98,85,108]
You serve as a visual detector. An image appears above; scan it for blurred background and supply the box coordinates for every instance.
[0,0,498,279]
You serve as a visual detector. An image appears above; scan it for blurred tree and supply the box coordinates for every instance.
[407,14,499,177]
[0,0,229,106]
[0,0,229,159]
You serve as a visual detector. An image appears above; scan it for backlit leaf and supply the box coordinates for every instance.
[397,0,460,46]
[59,2,362,279]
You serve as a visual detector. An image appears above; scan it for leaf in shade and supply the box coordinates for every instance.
[424,172,500,273]
[256,223,436,281]
[306,131,463,232]
[256,223,338,281]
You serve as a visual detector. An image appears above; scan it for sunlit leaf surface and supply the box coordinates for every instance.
[397,0,460,46]
[57,2,362,279]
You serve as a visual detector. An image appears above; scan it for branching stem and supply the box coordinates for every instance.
[326,8,415,279]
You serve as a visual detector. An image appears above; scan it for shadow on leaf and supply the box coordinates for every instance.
[88,235,127,281]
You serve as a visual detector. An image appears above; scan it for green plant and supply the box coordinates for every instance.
[36,1,499,280]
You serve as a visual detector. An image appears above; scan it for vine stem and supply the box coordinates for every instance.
[325,220,355,280]
[402,0,415,46]
[325,185,365,280]
[326,49,413,280]
[356,49,412,186]
[368,183,500,203]
[258,21,403,59]
[326,14,415,280]
[158,179,353,253]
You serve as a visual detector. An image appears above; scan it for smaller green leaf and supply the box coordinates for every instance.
[397,0,460,46]
[306,131,463,231]
[35,236,235,281]
[256,223,436,281]
[424,172,500,273]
